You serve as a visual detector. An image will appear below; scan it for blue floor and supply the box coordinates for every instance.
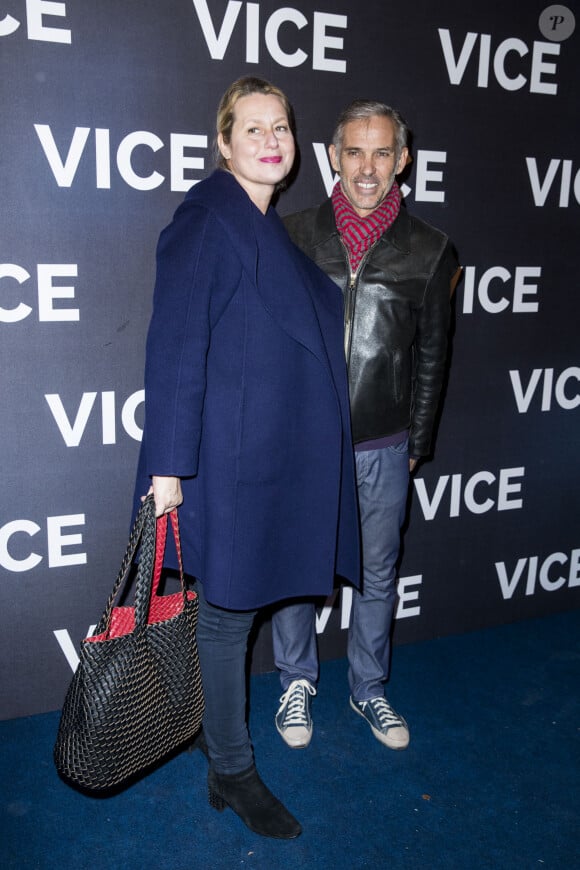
[2,610,579,869]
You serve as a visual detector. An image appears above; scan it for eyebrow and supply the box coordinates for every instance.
[242,115,289,124]
[344,145,394,152]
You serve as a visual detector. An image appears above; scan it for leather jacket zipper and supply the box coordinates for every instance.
[344,269,356,359]
[342,238,380,364]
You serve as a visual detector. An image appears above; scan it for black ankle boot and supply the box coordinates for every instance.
[207,764,302,839]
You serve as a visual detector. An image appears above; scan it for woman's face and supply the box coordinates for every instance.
[218,93,295,210]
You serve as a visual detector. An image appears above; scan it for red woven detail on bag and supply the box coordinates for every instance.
[87,510,195,642]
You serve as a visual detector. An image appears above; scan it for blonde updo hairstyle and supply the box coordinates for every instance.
[215,76,295,174]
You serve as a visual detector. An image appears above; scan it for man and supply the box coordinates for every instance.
[272,100,460,750]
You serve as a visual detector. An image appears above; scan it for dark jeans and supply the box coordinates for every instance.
[195,581,257,775]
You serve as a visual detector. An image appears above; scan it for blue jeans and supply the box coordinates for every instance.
[272,441,409,702]
[195,581,257,774]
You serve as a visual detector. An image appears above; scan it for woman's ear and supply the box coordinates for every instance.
[217,133,231,161]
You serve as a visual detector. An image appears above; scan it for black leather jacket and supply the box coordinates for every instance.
[284,200,458,457]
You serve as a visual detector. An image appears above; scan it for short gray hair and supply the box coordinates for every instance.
[332,100,409,160]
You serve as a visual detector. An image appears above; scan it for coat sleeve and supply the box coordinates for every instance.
[143,201,240,478]
[409,240,458,458]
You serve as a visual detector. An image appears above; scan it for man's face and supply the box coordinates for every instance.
[329,115,408,217]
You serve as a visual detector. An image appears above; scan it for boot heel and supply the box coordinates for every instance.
[208,787,226,811]
[207,764,302,838]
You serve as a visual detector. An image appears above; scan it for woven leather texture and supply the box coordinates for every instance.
[53,496,204,791]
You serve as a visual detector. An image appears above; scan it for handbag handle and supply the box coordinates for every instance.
[93,495,154,637]
[152,509,184,594]
[151,507,187,608]
[94,495,188,638]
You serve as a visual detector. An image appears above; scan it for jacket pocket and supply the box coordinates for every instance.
[391,349,403,404]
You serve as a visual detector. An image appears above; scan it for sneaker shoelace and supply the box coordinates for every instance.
[278,681,315,727]
[365,697,403,729]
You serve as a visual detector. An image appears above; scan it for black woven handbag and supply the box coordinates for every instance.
[53,494,204,791]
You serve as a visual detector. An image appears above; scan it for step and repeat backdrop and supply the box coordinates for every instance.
[1,0,578,719]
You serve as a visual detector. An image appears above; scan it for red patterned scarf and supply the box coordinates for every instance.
[332,180,401,273]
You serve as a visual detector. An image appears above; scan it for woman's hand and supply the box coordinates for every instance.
[143,475,184,517]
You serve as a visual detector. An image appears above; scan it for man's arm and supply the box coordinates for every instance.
[409,241,459,460]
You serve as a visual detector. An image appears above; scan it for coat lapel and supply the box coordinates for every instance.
[186,170,259,283]
[254,206,339,375]
[187,170,337,376]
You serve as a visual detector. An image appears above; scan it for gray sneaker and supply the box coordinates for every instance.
[349,696,410,749]
[275,680,316,748]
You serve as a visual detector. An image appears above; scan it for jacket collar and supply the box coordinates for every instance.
[185,169,260,283]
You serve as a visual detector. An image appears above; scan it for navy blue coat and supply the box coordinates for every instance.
[134,170,360,609]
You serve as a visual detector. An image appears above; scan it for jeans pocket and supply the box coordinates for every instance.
[389,436,409,455]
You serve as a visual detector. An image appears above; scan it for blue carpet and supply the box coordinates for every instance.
[2,610,579,869]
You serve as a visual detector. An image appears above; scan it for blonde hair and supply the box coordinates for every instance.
[215,76,295,170]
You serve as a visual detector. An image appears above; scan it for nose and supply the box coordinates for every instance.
[264,128,279,149]
[360,153,375,175]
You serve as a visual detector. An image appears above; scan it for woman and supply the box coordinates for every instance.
[134,77,359,838]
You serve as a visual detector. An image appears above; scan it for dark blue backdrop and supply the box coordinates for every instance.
[1,0,578,718]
